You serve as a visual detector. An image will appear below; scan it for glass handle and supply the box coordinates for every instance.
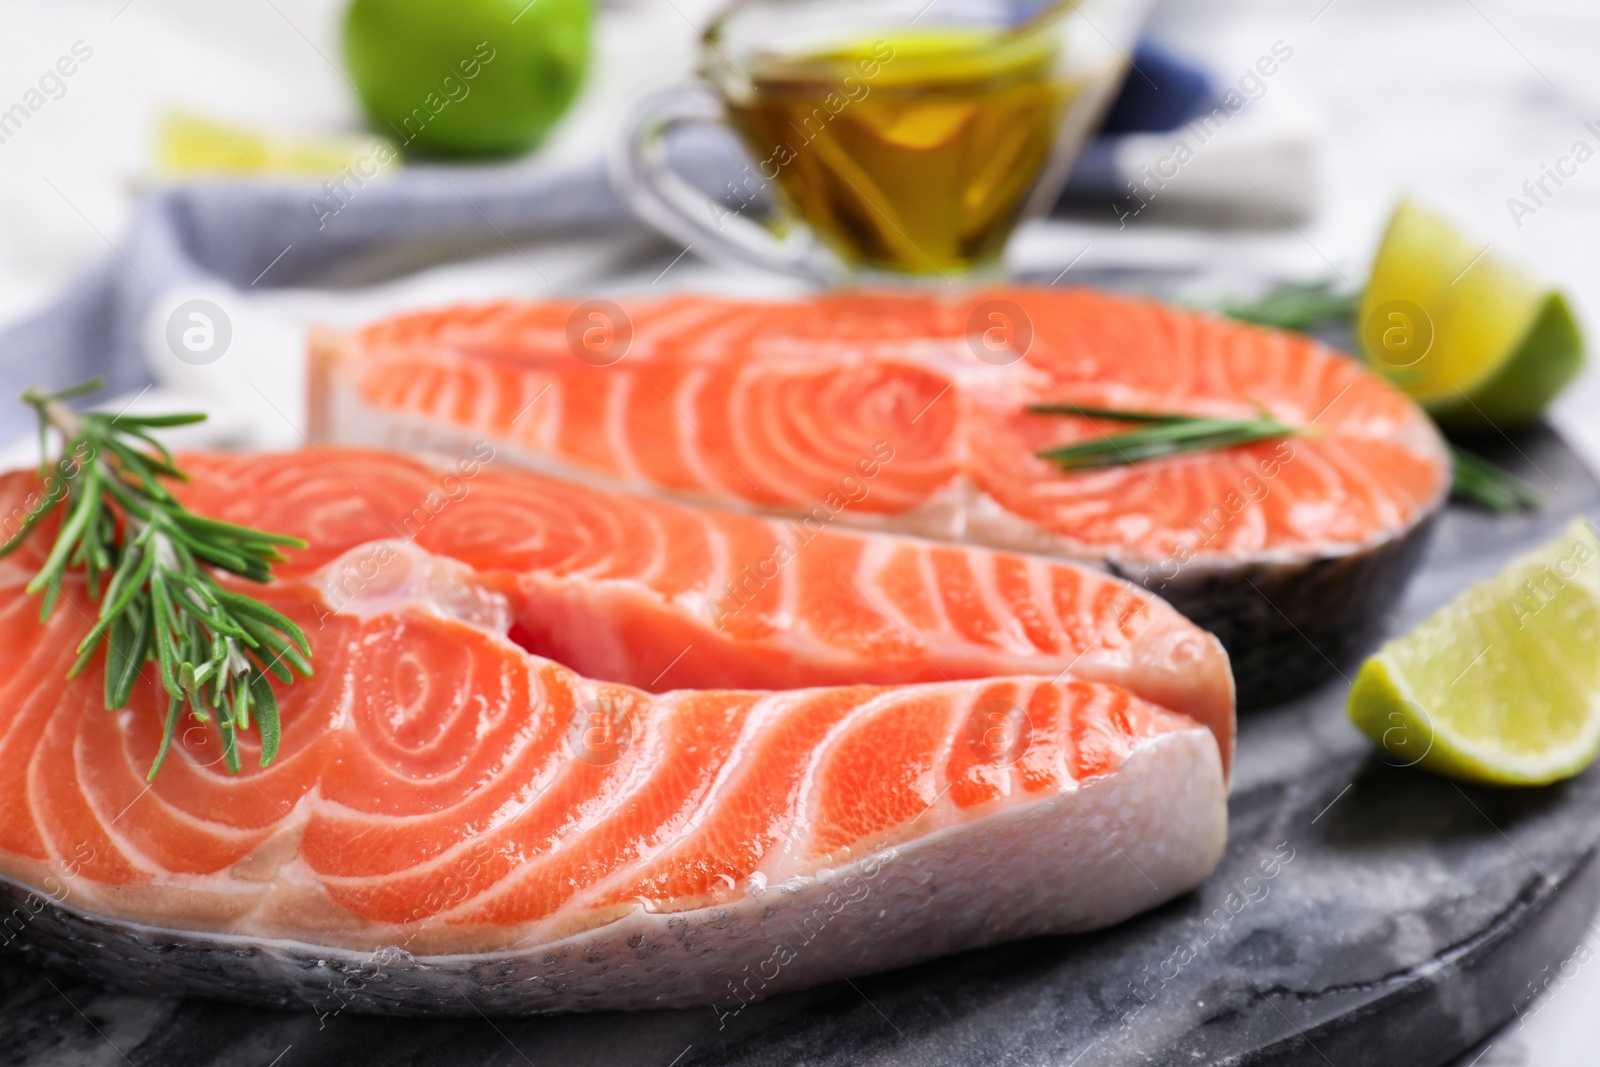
[608,83,840,285]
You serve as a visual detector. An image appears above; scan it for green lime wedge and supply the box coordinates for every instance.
[1358,197,1584,430]
[1349,517,1600,786]
[154,110,398,179]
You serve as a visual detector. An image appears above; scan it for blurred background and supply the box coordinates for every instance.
[0,1,1595,1061]
[0,0,1596,453]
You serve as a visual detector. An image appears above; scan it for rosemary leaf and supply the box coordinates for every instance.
[116,413,209,429]
[1220,279,1359,332]
[0,380,311,780]
[1026,403,1196,425]
[253,673,281,766]
[1449,445,1540,513]
[1028,404,1301,472]
[1215,283,1545,520]
[105,608,153,710]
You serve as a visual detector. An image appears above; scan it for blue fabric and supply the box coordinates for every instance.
[2,162,626,436]
[1098,40,1218,134]
[1057,40,1219,203]
[0,40,1212,439]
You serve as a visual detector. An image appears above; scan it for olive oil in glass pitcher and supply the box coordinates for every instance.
[614,0,1156,283]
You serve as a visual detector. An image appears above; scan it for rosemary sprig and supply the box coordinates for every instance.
[1216,281,1543,514]
[0,380,312,779]
[1449,445,1540,514]
[1027,403,1301,471]
[1220,279,1361,333]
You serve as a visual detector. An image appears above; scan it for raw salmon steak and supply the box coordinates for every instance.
[311,287,1451,705]
[0,449,1229,1015]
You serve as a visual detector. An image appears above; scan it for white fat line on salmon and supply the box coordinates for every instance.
[707,441,895,629]
[0,838,95,947]
[313,837,500,1029]
[1141,440,1296,593]
[0,841,96,947]
[1046,580,1165,687]
[1504,527,1598,630]
[315,441,497,628]
[710,845,902,1030]
[712,771,955,1030]
[1111,841,1296,1031]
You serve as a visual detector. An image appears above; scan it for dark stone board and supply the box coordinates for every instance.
[1,424,1595,1067]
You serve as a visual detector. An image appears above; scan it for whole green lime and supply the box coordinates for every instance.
[343,0,591,158]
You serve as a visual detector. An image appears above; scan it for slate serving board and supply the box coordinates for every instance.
[2,425,1596,1067]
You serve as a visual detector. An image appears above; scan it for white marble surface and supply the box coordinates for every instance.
[0,0,1598,1062]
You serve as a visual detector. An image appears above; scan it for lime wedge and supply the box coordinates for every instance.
[154,111,398,179]
[1349,518,1600,786]
[1358,197,1584,430]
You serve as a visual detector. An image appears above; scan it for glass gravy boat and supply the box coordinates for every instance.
[611,0,1156,283]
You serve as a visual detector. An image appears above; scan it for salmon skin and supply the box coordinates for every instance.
[0,450,1229,1015]
[312,287,1451,706]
